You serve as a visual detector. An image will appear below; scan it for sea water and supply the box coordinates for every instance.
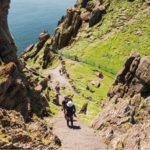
[8,0,75,54]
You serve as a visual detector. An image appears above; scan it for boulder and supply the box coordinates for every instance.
[89,5,106,27]
[96,72,104,79]
[39,32,50,42]
[79,103,88,114]
[90,80,101,88]
[136,56,150,84]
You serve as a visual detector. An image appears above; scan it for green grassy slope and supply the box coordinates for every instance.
[61,0,150,74]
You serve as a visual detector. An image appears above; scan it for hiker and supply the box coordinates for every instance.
[53,94,59,105]
[99,0,103,5]
[66,73,70,79]
[65,100,76,127]
[48,74,51,80]
[55,83,60,94]
[59,69,62,75]
[61,66,66,74]
[59,56,63,61]
[62,96,69,114]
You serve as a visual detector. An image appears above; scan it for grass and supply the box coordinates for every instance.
[65,59,114,101]
[62,1,150,74]
[63,58,114,125]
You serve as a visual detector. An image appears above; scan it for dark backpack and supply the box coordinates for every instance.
[66,105,75,117]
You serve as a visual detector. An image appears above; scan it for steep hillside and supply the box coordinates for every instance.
[92,52,150,149]
[21,0,150,124]
[2,0,149,149]
[61,0,150,74]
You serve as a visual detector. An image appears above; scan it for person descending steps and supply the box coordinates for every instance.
[62,95,76,128]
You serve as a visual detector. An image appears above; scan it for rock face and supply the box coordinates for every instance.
[108,52,150,98]
[92,53,150,149]
[0,108,61,149]
[52,7,82,50]
[0,63,29,119]
[0,0,18,64]
[0,0,50,119]
[0,0,29,119]
[0,1,61,149]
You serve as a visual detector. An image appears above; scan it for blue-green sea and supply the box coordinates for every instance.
[8,0,75,54]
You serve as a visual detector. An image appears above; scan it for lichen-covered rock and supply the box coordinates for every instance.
[0,109,61,149]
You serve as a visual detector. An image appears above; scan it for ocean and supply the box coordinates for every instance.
[8,0,75,55]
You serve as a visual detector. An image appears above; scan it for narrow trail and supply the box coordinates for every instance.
[44,62,106,150]
[52,112,107,150]
[43,64,74,93]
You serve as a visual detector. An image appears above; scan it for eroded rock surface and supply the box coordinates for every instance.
[0,63,29,119]
[0,108,61,149]
[0,0,18,64]
[0,1,61,149]
[92,53,150,149]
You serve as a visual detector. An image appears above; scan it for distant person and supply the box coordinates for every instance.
[55,83,60,94]
[59,69,62,75]
[53,94,59,106]
[99,0,103,5]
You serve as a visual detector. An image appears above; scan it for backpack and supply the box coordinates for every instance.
[66,105,75,117]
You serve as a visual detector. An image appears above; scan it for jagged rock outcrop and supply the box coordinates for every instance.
[0,0,50,119]
[0,0,18,64]
[51,7,82,50]
[92,52,150,149]
[0,63,29,119]
[108,52,150,98]
[0,108,61,149]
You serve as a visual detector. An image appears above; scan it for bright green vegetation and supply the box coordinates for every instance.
[62,1,150,74]
[65,59,114,101]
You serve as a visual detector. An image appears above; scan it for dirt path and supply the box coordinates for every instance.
[43,63,106,150]
[43,64,74,93]
[52,112,106,150]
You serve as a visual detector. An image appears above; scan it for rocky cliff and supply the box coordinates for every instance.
[7,0,150,148]
[0,0,18,64]
[0,0,51,119]
[0,0,30,119]
[0,1,61,149]
[92,52,150,149]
